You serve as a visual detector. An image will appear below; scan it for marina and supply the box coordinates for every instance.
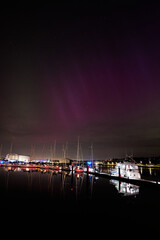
[0,164,160,226]
[1,160,160,188]
[0,159,160,231]
[1,2,160,234]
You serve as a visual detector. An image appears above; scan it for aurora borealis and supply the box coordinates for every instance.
[1,2,160,158]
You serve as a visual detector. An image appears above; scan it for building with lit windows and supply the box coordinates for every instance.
[5,153,30,163]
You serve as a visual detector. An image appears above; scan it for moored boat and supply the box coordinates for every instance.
[110,161,141,179]
[75,166,84,173]
[51,165,62,171]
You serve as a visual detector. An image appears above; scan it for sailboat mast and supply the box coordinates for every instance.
[53,140,56,161]
[10,143,13,154]
[50,144,53,162]
[91,143,93,164]
[0,144,2,159]
[77,136,80,164]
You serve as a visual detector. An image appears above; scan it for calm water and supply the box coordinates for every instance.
[0,166,160,229]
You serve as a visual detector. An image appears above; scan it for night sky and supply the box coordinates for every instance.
[1,2,160,159]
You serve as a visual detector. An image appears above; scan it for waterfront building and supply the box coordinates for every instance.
[5,153,30,163]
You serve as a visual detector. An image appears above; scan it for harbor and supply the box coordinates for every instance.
[1,2,160,233]
[1,143,160,228]
[0,162,160,228]
[0,154,160,233]
[1,159,160,189]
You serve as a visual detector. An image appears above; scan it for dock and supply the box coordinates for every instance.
[86,169,160,189]
[1,162,160,189]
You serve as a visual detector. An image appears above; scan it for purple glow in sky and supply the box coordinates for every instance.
[1,2,160,158]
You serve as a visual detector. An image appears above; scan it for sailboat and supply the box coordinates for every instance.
[75,137,84,173]
[88,143,95,173]
[83,143,96,173]
[50,140,62,171]
[62,142,70,171]
[75,165,84,173]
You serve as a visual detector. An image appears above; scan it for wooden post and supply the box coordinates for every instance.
[118,167,121,178]
[87,165,89,174]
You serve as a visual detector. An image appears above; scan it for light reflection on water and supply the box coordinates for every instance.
[102,165,160,181]
[139,166,160,181]
[0,166,160,228]
[1,166,160,199]
[110,180,140,196]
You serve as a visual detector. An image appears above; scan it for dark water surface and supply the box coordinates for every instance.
[0,166,160,231]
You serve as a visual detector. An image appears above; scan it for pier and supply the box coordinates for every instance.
[91,170,160,189]
[1,162,160,190]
